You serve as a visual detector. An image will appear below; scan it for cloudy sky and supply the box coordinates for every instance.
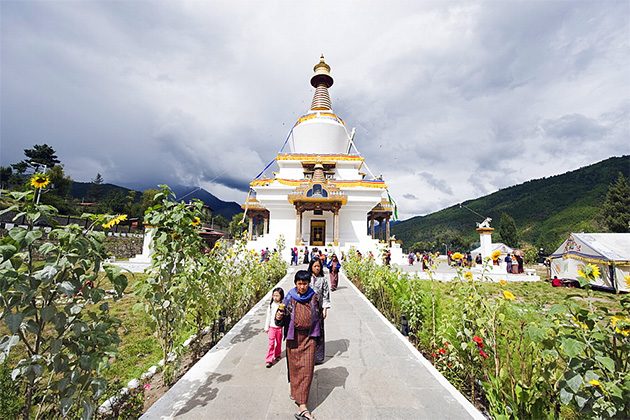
[2,1,629,218]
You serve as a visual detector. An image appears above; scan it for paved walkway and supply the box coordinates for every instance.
[142,266,483,419]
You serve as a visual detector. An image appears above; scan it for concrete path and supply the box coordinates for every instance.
[142,265,483,419]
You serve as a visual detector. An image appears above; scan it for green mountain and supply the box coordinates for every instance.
[391,156,630,252]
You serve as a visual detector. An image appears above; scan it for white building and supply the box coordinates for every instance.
[244,56,400,262]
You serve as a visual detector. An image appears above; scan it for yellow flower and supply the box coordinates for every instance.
[625,274,630,288]
[491,250,502,261]
[191,217,201,227]
[611,316,630,336]
[464,271,473,281]
[451,252,464,260]
[499,279,508,286]
[588,264,601,279]
[503,290,516,301]
[578,264,601,280]
[572,317,588,330]
[102,214,127,229]
[30,173,50,189]
[589,379,601,387]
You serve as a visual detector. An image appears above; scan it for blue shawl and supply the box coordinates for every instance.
[286,286,315,303]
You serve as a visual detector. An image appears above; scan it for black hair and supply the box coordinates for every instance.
[294,270,311,284]
[308,258,323,278]
[270,287,284,306]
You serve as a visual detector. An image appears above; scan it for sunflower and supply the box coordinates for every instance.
[102,214,128,229]
[611,315,630,336]
[30,173,50,189]
[589,379,602,388]
[191,217,201,227]
[502,290,516,301]
[578,264,601,280]
[499,279,508,286]
[451,252,464,260]
[464,271,473,281]
[491,250,502,261]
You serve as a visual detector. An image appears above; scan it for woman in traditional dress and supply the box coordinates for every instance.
[281,270,321,420]
[308,258,330,364]
[326,254,341,291]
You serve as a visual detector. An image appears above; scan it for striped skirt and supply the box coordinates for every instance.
[287,330,316,405]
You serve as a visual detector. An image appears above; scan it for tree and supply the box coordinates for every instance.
[601,172,630,233]
[0,166,12,190]
[499,213,519,247]
[88,173,104,201]
[10,161,28,175]
[21,144,60,172]
[228,212,247,239]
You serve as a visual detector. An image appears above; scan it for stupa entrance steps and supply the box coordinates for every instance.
[141,268,484,419]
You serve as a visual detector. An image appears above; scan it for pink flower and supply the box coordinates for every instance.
[143,383,152,390]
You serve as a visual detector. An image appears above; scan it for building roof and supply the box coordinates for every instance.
[550,233,630,262]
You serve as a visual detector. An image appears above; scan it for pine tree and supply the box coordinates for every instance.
[498,212,519,247]
[22,144,60,171]
[602,172,630,233]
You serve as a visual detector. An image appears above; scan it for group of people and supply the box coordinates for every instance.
[260,247,278,262]
[262,253,342,419]
[407,251,435,270]
[503,253,525,274]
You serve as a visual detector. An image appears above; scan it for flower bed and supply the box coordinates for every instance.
[0,182,286,418]
[344,254,629,419]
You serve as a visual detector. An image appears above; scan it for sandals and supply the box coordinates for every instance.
[295,409,315,420]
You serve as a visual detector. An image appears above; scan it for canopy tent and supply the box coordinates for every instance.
[470,242,514,257]
[549,233,630,292]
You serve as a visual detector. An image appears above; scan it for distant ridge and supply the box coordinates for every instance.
[70,182,242,219]
[391,156,630,251]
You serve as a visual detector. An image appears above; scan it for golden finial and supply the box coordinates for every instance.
[310,55,334,110]
[311,55,333,88]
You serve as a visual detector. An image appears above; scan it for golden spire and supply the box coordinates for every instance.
[310,55,334,111]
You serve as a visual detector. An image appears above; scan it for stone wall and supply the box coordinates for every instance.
[0,227,143,259]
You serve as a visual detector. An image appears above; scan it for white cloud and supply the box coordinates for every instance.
[1,1,629,219]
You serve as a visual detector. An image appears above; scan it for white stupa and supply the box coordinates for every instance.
[243,56,401,262]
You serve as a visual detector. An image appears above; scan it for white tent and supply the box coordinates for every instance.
[549,233,630,293]
[470,242,514,257]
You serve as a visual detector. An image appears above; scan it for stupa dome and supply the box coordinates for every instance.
[289,56,351,154]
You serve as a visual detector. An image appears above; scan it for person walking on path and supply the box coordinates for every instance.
[308,258,330,364]
[281,270,321,420]
[303,246,309,264]
[264,287,285,368]
[326,253,341,291]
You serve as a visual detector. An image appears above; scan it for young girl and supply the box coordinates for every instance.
[264,287,285,368]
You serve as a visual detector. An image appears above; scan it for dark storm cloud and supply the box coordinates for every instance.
[1,1,629,213]
[417,172,453,196]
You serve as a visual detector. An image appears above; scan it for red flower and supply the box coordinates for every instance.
[479,349,489,359]
[438,348,447,355]
[472,335,483,345]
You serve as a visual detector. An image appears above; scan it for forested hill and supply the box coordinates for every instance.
[391,155,630,252]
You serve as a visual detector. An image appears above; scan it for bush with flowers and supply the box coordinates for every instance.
[135,186,287,385]
[344,253,629,418]
[0,174,130,418]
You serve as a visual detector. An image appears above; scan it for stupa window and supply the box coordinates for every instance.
[306,184,328,198]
